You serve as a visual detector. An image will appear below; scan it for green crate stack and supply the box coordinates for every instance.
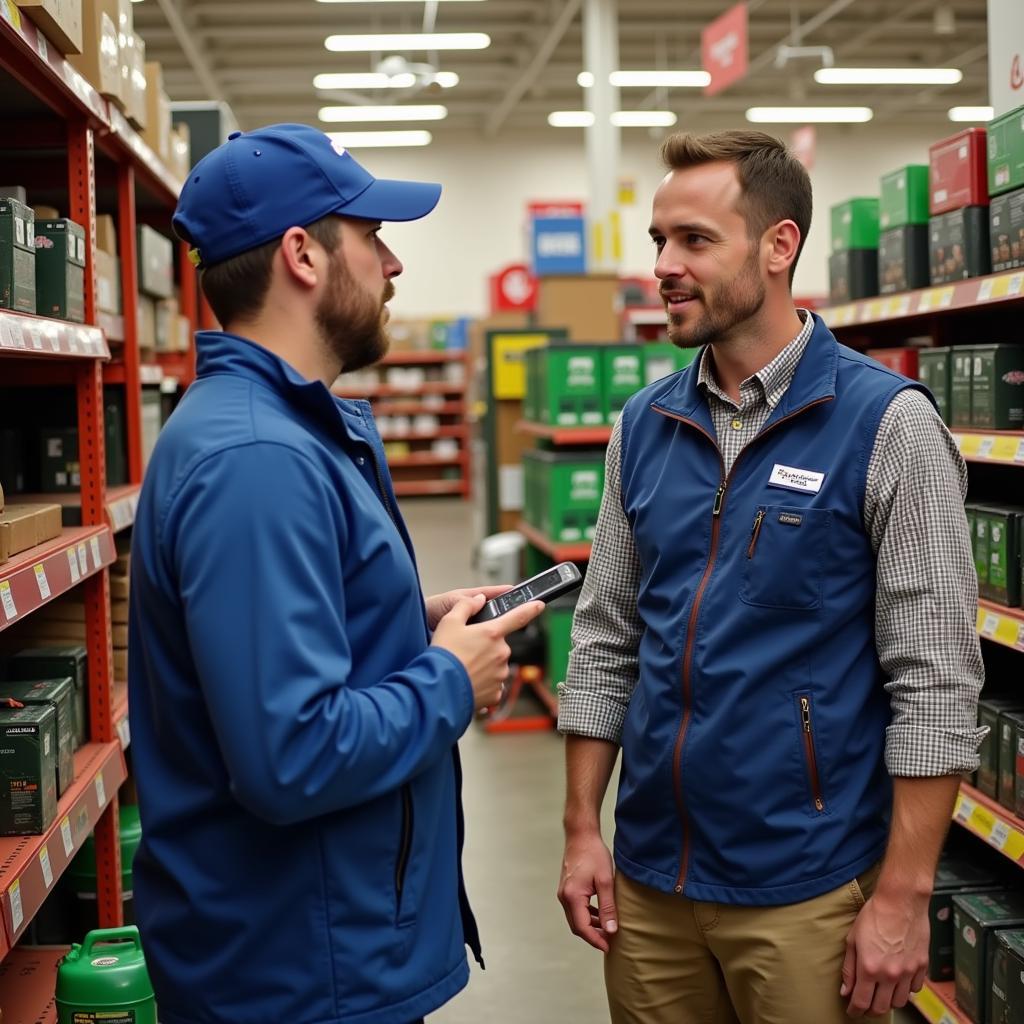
[34,218,86,322]
[527,344,605,427]
[544,595,578,695]
[604,345,644,424]
[0,197,35,313]
[917,347,952,424]
[521,449,605,543]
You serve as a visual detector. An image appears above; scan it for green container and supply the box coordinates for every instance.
[7,645,88,747]
[918,347,952,424]
[0,197,35,313]
[880,165,930,229]
[544,595,577,695]
[951,348,974,428]
[999,710,1024,813]
[977,699,1024,798]
[522,449,605,543]
[0,703,57,836]
[56,926,158,1024]
[68,804,142,931]
[993,929,1024,1022]
[34,218,86,322]
[976,504,1024,607]
[0,677,75,797]
[928,854,1001,982]
[987,104,1024,197]
[523,347,541,423]
[968,344,1024,431]
[643,343,698,385]
[831,198,880,251]
[953,891,1024,1024]
[604,345,644,424]
[966,504,989,591]
[529,344,604,428]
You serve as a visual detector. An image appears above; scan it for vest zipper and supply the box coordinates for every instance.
[799,696,826,812]
[747,508,765,559]
[395,784,414,916]
[652,395,833,894]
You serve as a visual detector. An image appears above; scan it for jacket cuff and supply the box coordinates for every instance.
[885,724,989,777]
[556,686,627,744]
[425,647,475,733]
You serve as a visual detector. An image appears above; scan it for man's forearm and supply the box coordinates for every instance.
[563,735,619,835]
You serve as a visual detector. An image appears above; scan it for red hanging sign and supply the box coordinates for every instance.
[702,2,749,97]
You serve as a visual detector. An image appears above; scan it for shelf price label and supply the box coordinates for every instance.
[1015,439,1024,464]
[77,543,88,577]
[8,878,23,933]
[26,323,42,350]
[33,563,50,600]
[0,580,17,621]
[39,845,53,889]
[955,793,976,824]
[917,290,939,313]
[1018,622,1024,651]
[89,535,102,569]
[910,984,956,1024]
[977,278,996,301]
[978,436,995,458]
[991,436,1021,462]
[67,547,81,583]
[94,772,107,808]
[982,612,1000,637]
[1009,273,1024,296]
[60,815,73,856]
[938,286,955,308]
[116,717,130,749]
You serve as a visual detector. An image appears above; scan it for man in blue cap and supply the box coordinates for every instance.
[128,124,544,1024]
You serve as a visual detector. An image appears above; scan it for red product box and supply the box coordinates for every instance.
[867,347,919,379]
[929,128,989,215]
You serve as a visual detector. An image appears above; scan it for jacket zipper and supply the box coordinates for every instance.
[395,784,414,913]
[652,395,833,894]
[747,509,765,559]
[799,696,826,812]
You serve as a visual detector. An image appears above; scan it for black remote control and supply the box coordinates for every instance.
[469,562,583,623]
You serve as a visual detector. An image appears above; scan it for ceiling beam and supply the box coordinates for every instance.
[150,0,231,108]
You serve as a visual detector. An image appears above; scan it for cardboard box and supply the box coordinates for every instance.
[989,187,1024,273]
[880,165,930,229]
[174,313,191,353]
[990,930,1024,1024]
[929,207,991,285]
[999,709,1024,811]
[137,224,173,298]
[0,186,28,204]
[878,225,929,294]
[68,0,122,101]
[115,0,131,99]
[928,854,1001,981]
[0,678,75,796]
[0,704,57,836]
[143,61,170,161]
[0,522,9,564]
[987,104,1024,198]
[95,247,121,314]
[930,127,989,216]
[0,198,36,314]
[951,348,973,427]
[977,698,1024,798]
[32,204,59,221]
[866,347,918,379]
[137,293,156,350]
[154,296,178,351]
[918,347,952,424]
[34,218,85,321]
[95,213,117,256]
[8,646,88,747]
[830,198,880,251]
[0,505,44,556]
[953,891,1024,1024]
[125,32,146,129]
[535,274,619,342]
[16,0,83,54]
[828,249,878,304]
[169,122,191,179]
[968,344,1024,430]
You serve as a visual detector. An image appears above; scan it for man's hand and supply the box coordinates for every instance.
[425,586,513,631]
[841,890,929,1017]
[557,829,618,953]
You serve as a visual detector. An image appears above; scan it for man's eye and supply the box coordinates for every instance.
[651,237,665,250]
[687,234,707,245]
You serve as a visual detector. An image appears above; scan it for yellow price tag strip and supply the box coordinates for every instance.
[909,984,950,1023]
[991,436,1021,462]
[958,434,983,458]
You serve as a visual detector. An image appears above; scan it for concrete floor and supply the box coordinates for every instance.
[402,497,917,1024]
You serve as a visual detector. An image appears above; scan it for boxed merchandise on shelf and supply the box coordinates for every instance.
[0,186,27,205]
[831,198,880,251]
[95,247,121,314]
[154,296,179,351]
[95,213,117,255]
[0,703,57,836]
[524,344,604,427]
[975,697,1024,798]
[0,503,62,557]
[987,105,1024,198]
[974,505,1023,607]
[929,127,989,216]
[522,449,604,544]
[929,207,991,285]
[968,344,1024,430]
[535,274,620,342]
[866,347,918,378]
[643,343,698,385]
[0,198,36,313]
[879,226,929,293]
[989,188,1024,273]
[8,646,89,747]
[603,345,644,424]
[137,225,173,298]
[990,930,1024,1022]
[828,249,878,304]
[0,677,76,795]
[34,217,86,322]
[879,165,930,230]
[68,0,122,102]
[997,709,1024,811]
[951,348,973,427]
[169,122,191,179]
[15,0,84,54]
[143,61,171,162]
[953,890,1024,1024]
[928,853,1002,982]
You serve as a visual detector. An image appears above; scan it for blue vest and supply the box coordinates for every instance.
[615,315,929,906]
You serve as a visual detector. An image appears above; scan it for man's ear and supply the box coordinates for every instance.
[765,220,802,279]
[278,226,321,291]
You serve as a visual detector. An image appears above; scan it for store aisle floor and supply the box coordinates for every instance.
[402,498,915,1024]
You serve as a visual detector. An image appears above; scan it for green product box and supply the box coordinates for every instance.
[999,709,1024,811]
[880,166,930,229]
[136,224,173,298]
[992,929,1024,1022]
[104,387,128,487]
[40,428,80,492]
[828,250,878,304]
[969,344,1024,431]
[878,225,930,294]
[643,343,698,386]
[544,594,578,695]
[533,344,604,428]
[522,449,605,543]
[976,504,1024,607]
[987,105,1024,197]
[523,347,541,423]
[7,646,88,748]
[977,699,1024,798]
[953,891,1024,1024]
[33,218,85,322]
[830,198,880,251]
[966,504,989,590]
[0,704,57,836]
[929,854,1001,982]
[0,677,75,797]
[951,348,974,428]
[918,347,952,424]
[989,187,1024,273]
[604,345,644,425]
[0,198,36,313]
[930,207,992,285]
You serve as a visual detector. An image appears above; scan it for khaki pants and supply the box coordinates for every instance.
[605,863,890,1024]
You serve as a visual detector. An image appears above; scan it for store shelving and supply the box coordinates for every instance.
[516,520,592,563]
[952,783,1024,868]
[0,944,65,1020]
[14,485,142,534]
[909,981,971,1024]
[976,601,1024,654]
[0,311,109,359]
[393,480,465,497]
[338,381,466,399]
[516,421,614,446]
[951,430,1024,467]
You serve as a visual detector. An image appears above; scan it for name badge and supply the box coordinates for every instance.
[768,464,825,494]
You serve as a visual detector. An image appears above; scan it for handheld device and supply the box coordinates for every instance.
[469,562,583,624]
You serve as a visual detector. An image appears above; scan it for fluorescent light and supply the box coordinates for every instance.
[815,67,962,85]
[949,105,994,122]
[548,111,595,127]
[318,0,482,2]
[577,70,709,88]
[326,130,432,148]
[577,71,595,88]
[314,72,459,90]
[434,72,460,88]
[318,104,447,122]
[325,33,490,52]
[746,106,873,123]
[611,111,678,127]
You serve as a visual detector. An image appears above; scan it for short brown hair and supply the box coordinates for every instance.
[199,216,341,328]
[660,130,812,283]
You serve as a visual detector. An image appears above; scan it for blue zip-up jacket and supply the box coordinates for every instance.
[128,332,479,1024]
[615,315,931,906]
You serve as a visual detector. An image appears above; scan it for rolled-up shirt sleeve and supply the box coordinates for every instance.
[557,420,644,744]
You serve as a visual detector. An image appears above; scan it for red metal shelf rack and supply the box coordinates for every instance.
[516,421,614,446]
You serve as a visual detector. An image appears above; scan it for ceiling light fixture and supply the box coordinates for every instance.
[326,130,433,148]
[548,111,595,127]
[315,73,416,89]
[325,33,490,52]
[815,67,962,85]
[746,106,873,123]
[611,111,678,127]
[577,70,709,88]
[318,105,448,122]
[948,106,994,121]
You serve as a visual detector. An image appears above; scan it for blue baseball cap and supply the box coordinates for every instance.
[172,123,442,268]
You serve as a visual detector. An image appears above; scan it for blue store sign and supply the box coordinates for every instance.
[531,216,587,275]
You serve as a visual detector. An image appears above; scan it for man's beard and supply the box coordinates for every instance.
[318,252,395,374]
[665,250,766,350]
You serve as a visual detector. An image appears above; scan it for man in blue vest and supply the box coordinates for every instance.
[129,124,544,1024]
[557,131,984,1023]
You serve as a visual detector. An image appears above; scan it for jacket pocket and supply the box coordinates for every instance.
[395,784,416,927]
[739,505,831,610]
[796,693,826,814]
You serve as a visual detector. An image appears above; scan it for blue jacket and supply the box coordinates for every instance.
[615,316,929,906]
[128,332,479,1024]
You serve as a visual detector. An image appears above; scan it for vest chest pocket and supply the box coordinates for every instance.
[739,505,832,610]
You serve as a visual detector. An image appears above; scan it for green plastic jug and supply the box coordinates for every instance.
[56,926,158,1024]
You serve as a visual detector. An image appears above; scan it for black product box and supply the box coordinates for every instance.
[978,699,1024,798]
[39,428,80,492]
[989,187,1024,273]
[879,225,930,294]
[999,710,1024,812]
[0,427,25,493]
[930,206,991,285]
[954,891,1024,1024]
[0,678,75,797]
[991,929,1024,1023]
[7,646,88,748]
[0,704,57,836]
[929,855,1002,982]
[968,344,1024,431]
[0,198,35,313]
[975,505,1024,608]
[33,218,86,322]
[829,249,878,304]
[951,348,974,428]
[918,347,952,424]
